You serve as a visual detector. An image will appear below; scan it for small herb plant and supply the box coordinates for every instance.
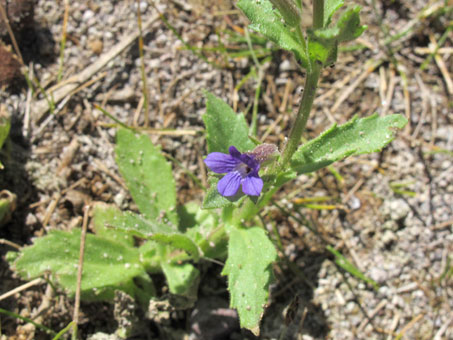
[8,0,407,336]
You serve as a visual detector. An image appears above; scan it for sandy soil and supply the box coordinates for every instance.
[0,0,452,339]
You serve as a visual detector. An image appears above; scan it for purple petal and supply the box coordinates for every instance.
[204,152,240,173]
[217,171,242,196]
[228,146,242,159]
[239,153,259,170]
[241,175,263,196]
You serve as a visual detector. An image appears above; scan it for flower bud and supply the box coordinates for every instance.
[269,0,301,27]
[246,144,279,166]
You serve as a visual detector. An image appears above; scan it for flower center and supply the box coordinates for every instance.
[236,163,252,177]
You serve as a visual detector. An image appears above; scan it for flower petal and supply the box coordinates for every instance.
[241,174,263,196]
[217,171,242,197]
[204,152,239,173]
[239,153,259,170]
[228,146,242,159]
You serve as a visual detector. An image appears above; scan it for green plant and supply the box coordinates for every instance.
[8,0,408,336]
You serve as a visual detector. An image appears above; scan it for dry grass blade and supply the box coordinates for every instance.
[33,14,160,123]
[0,2,23,65]
[0,278,44,302]
[394,314,424,340]
[331,59,383,114]
[429,34,453,96]
[72,204,90,339]
[0,238,21,250]
[57,0,70,83]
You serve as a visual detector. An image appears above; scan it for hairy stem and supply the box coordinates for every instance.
[280,63,321,167]
[313,0,324,29]
[279,0,324,168]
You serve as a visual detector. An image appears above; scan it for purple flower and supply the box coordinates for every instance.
[204,146,263,197]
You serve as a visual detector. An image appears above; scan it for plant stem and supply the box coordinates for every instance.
[313,0,324,29]
[280,63,321,167]
[279,0,324,168]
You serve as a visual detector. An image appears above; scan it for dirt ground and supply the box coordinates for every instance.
[0,0,452,339]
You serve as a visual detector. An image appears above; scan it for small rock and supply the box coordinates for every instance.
[348,195,361,210]
[87,333,121,340]
[381,229,397,248]
[369,267,388,284]
[381,199,410,221]
[82,9,95,21]
[280,59,292,71]
[25,212,38,226]
[382,220,398,232]
[88,39,104,55]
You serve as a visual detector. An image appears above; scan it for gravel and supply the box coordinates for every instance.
[1,0,452,339]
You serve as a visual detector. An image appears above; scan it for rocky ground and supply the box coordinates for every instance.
[0,0,452,339]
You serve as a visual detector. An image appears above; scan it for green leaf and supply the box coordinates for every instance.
[203,92,255,154]
[138,240,160,273]
[307,28,338,65]
[222,226,277,335]
[0,117,10,150]
[237,0,308,68]
[93,204,174,241]
[0,116,11,169]
[326,245,379,290]
[178,202,228,259]
[93,204,200,261]
[202,177,233,209]
[149,233,201,262]
[324,0,344,26]
[291,114,407,174]
[308,6,365,65]
[115,128,178,226]
[0,190,15,227]
[335,6,367,42]
[13,229,147,301]
[268,0,301,27]
[92,204,135,246]
[161,261,200,297]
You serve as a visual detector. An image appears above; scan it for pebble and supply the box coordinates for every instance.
[381,199,410,221]
[82,9,94,21]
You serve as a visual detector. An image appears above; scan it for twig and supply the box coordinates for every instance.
[430,219,453,230]
[429,34,453,95]
[0,2,24,65]
[357,299,388,332]
[93,159,128,190]
[24,63,33,138]
[42,193,61,227]
[72,205,90,340]
[381,67,396,116]
[0,278,44,302]
[394,314,424,340]
[433,316,453,340]
[136,0,150,127]
[0,238,21,250]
